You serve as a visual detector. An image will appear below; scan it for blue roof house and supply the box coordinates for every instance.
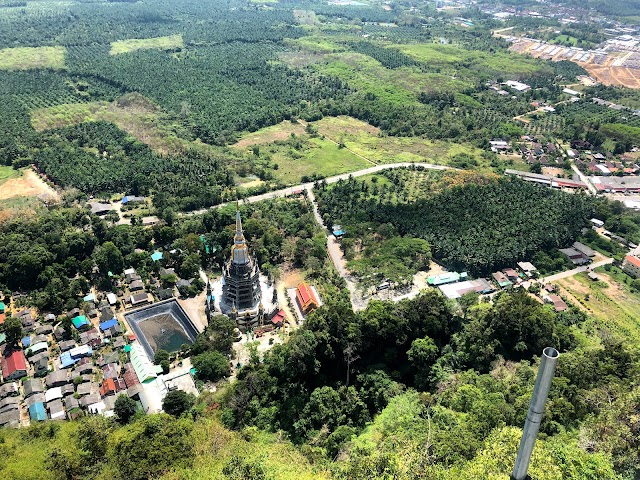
[60,352,77,369]
[72,316,90,330]
[99,319,118,331]
[29,402,47,421]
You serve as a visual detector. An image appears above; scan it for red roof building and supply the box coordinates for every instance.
[0,313,5,325]
[623,255,640,278]
[100,378,116,397]
[271,309,286,326]
[123,363,140,388]
[1,350,27,381]
[296,282,319,315]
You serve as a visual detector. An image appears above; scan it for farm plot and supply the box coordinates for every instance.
[0,46,65,70]
[31,94,193,155]
[556,271,640,347]
[110,35,184,56]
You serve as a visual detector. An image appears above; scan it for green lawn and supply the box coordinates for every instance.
[110,34,184,55]
[0,46,66,70]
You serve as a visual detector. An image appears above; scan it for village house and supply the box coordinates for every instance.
[559,247,589,265]
[1,350,27,382]
[0,382,19,399]
[544,294,568,312]
[46,370,68,388]
[492,271,512,288]
[622,255,640,278]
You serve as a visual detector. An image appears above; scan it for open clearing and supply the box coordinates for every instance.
[31,94,192,155]
[264,136,372,184]
[313,116,486,168]
[110,34,184,55]
[555,271,640,347]
[233,121,306,149]
[0,169,59,202]
[585,65,640,89]
[0,46,65,70]
[236,115,488,182]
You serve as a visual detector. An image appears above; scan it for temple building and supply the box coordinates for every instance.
[218,211,265,327]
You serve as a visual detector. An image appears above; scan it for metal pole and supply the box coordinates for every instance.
[512,347,560,480]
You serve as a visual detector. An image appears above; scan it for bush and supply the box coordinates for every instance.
[162,390,195,417]
[192,350,230,382]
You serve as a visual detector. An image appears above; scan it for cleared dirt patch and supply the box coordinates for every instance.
[584,65,640,89]
[232,121,305,149]
[282,269,304,289]
[0,169,59,201]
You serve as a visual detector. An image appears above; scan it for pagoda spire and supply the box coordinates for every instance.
[231,207,250,265]
[235,208,245,245]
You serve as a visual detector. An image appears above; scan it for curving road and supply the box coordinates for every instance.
[184,162,451,216]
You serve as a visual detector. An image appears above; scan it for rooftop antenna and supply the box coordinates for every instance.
[511,347,560,480]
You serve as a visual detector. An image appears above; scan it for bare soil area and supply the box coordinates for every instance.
[0,170,59,201]
[232,122,305,149]
[585,65,640,89]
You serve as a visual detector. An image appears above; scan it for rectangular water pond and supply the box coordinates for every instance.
[125,300,199,361]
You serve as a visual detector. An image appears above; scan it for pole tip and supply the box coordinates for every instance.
[543,347,559,359]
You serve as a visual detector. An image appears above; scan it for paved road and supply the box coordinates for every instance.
[571,163,597,195]
[185,162,450,216]
[542,258,614,283]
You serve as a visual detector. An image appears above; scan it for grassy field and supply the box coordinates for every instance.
[394,43,546,76]
[31,93,193,155]
[0,165,20,185]
[313,116,487,168]
[0,46,65,70]
[0,196,44,223]
[315,51,469,99]
[110,34,184,55]
[234,115,490,180]
[258,135,372,184]
[556,270,640,348]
